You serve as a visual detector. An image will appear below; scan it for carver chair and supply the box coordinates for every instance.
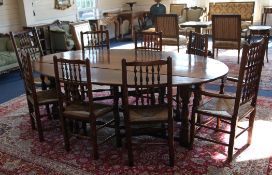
[20,52,58,141]
[134,31,162,51]
[190,36,268,161]
[122,57,174,166]
[53,57,120,160]
[155,14,187,52]
[10,28,51,90]
[212,14,245,63]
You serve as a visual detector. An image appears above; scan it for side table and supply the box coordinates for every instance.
[248,25,271,63]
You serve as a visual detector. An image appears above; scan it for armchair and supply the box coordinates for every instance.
[190,36,268,162]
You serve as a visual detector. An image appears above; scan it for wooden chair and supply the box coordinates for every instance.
[170,3,187,16]
[122,57,174,166]
[80,30,112,99]
[20,52,58,141]
[190,36,268,161]
[155,14,187,52]
[134,31,162,51]
[10,28,50,90]
[53,57,120,160]
[212,14,244,63]
[80,30,110,51]
[186,31,209,57]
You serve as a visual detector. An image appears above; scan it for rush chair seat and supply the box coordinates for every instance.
[190,36,268,162]
[53,57,120,160]
[122,57,174,166]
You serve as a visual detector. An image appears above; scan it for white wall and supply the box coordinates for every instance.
[0,0,22,33]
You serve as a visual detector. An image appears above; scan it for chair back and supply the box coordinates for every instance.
[10,28,44,69]
[186,31,208,57]
[53,57,93,109]
[155,14,179,39]
[233,36,268,116]
[20,51,38,102]
[135,31,162,51]
[122,57,172,107]
[212,14,241,42]
[170,4,187,16]
[80,30,109,51]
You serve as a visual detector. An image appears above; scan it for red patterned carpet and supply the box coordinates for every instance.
[0,95,272,174]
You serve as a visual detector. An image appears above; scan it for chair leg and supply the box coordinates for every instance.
[168,118,174,167]
[34,108,44,142]
[91,119,99,160]
[227,120,237,161]
[237,49,240,64]
[27,100,35,130]
[113,86,122,147]
[125,123,134,166]
[62,118,70,151]
[247,110,256,145]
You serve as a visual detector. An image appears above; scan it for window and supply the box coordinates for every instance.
[76,0,97,20]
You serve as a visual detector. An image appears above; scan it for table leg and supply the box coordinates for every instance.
[178,85,192,147]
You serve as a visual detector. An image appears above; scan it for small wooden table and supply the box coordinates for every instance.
[248,25,271,63]
[179,21,212,33]
[34,49,228,147]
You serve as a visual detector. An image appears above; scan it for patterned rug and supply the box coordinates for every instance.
[0,95,272,174]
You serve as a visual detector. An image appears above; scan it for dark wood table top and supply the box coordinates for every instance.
[34,49,229,86]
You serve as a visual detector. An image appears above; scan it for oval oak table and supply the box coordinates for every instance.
[33,49,229,147]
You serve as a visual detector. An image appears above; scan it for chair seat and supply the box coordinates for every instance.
[162,36,187,45]
[197,97,254,119]
[27,89,58,105]
[63,102,113,120]
[34,76,51,87]
[214,38,246,49]
[142,28,156,32]
[129,105,169,122]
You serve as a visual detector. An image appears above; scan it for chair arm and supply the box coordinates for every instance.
[198,90,236,99]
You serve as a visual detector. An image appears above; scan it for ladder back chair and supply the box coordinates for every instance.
[122,57,174,166]
[186,31,209,57]
[190,36,268,161]
[10,28,50,90]
[134,31,162,51]
[212,14,243,63]
[53,57,120,160]
[20,52,58,141]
